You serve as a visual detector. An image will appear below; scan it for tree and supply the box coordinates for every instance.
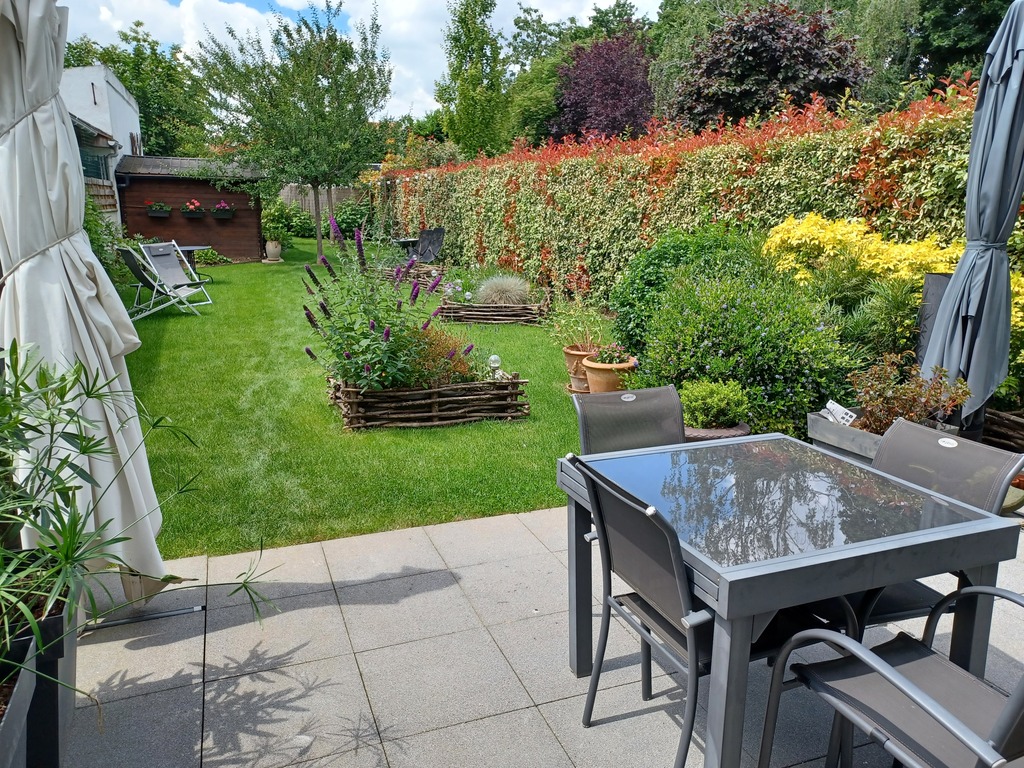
[674,3,869,132]
[190,1,391,259]
[552,30,654,140]
[588,0,650,38]
[854,0,924,108]
[435,0,508,157]
[917,0,1006,78]
[65,22,211,157]
[505,52,564,145]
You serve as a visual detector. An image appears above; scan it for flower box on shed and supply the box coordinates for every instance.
[327,376,529,429]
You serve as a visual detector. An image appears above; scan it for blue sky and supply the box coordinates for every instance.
[64,0,661,118]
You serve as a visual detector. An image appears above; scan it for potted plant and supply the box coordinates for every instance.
[144,200,171,218]
[261,199,292,263]
[678,379,751,442]
[582,343,638,393]
[210,200,236,220]
[549,301,605,393]
[180,199,205,219]
[807,352,970,463]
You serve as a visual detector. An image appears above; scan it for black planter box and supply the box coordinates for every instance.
[182,210,205,219]
[146,210,170,218]
[210,210,235,219]
[0,638,35,768]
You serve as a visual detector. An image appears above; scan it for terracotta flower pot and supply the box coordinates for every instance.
[562,345,595,392]
[581,355,638,393]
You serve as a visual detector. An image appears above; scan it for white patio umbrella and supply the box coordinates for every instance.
[0,0,167,599]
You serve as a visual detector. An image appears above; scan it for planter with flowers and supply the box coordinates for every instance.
[144,200,171,218]
[582,343,638,393]
[210,200,236,220]
[180,199,205,219]
[549,301,606,393]
[303,230,529,429]
[437,273,547,325]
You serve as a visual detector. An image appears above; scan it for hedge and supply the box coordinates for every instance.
[377,84,985,303]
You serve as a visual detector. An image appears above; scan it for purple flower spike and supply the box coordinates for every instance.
[319,254,338,280]
[355,227,364,263]
[405,256,416,270]
[329,215,343,242]
[410,280,421,305]
[462,344,474,356]
[364,363,371,374]
[397,299,403,312]
[318,300,331,318]
[446,349,456,360]
[431,306,442,317]
[382,326,391,342]
[369,319,376,332]
[303,305,320,331]
[394,266,402,280]
[304,346,317,361]
[421,319,431,331]
[304,264,323,290]
[303,279,315,296]
[343,351,352,360]
[427,274,443,293]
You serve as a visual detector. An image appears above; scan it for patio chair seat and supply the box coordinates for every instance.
[793,632,1007,768]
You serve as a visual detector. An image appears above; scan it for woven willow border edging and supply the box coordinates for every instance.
[327,376,529,429]
[436,301,544,325]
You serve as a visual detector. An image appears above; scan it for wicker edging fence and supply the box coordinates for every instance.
[436,301,544,325]
[327,376,530,429]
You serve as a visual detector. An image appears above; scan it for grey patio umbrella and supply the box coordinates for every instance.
[0,0,168,599]
[919,0,1024,432]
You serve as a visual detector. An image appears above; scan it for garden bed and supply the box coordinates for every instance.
[436,301,544,325]
[327,376,529,429]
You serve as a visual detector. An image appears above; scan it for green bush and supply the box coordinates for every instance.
[630,270,856,435]
[260,198,294,249]
[286,202,317,238]
[83,193,128,284]
[610,227,767,354]
[326,199,371,240]
[678,379,750,429]
[841,276,922,359]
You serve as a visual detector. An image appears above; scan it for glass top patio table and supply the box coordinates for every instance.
[585,435,987,569]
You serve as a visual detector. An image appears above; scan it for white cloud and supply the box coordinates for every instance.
[65,0,663,119]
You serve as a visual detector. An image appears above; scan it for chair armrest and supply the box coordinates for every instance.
[777,628,1005,767]
[680,608,713,630]
[924,585,1024,645]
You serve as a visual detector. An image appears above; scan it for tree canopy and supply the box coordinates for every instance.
[189,1,391,257]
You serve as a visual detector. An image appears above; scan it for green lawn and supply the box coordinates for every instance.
[125,238,578,558]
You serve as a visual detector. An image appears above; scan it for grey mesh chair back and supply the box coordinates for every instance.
[141,241,213,308]
[413,227,444,264]
[118,244,207,319]
[873,417,1024,514]
[572,385,685,454]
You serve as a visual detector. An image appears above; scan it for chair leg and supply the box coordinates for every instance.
[824,712,854,768]
[640,622,652,701]
[673,668,700,768]
[582,598,612,727]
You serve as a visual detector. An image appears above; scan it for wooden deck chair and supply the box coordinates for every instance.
[117,245,206,320]
[141,241,213,308]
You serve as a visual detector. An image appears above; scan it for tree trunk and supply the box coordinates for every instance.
[312,185,324,259]
[326,187,335,241]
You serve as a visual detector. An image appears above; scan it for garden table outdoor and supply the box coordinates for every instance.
[556,433,1020,768]
[393,236,418,257]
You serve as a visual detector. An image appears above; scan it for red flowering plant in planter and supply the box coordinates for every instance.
[302,228,487,391]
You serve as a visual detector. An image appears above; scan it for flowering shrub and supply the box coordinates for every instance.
[181,198,204,213]
[591,343,633,365]
[213,200,235,212]
[302,234,481,390]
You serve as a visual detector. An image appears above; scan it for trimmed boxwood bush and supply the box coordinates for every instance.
[610,226,767,354]
[630,269,856,435]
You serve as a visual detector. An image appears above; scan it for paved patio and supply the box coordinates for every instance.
[66,507,1024,768]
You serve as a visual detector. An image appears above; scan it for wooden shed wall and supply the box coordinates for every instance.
[120,177,263,263]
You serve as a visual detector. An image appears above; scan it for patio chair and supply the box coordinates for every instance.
[411,227,444,264]
[572,385,685,455]
[141,241,213,308]
[823,418,1024,635]
[117,245,208,320]
[569,455,832,768]
[759,585,1024,768]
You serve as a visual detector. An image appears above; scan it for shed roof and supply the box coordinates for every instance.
[116,155,262,180]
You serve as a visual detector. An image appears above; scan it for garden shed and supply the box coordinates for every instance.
[116,155,264,262]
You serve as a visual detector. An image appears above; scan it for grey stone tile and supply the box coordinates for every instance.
[488,610,657,704]
[553,545,630,600]
[206,591,349,681]
[67,684,202,768]
[539,684,715,768]
[424,514,548,568]
[357,627,532,739]
[517,506,568,552]
[338,569,481,652]
[204,655,378,768]
[322,527,446,588]
[208,543,333,609]
[453,550,567,625]
[382,708,574,767]
[75,610,205,705]
[276,747,389,767]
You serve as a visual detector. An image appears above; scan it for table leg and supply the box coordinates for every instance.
[950,563,998,675]
[705,613,753,768]
[567,498,593,678]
